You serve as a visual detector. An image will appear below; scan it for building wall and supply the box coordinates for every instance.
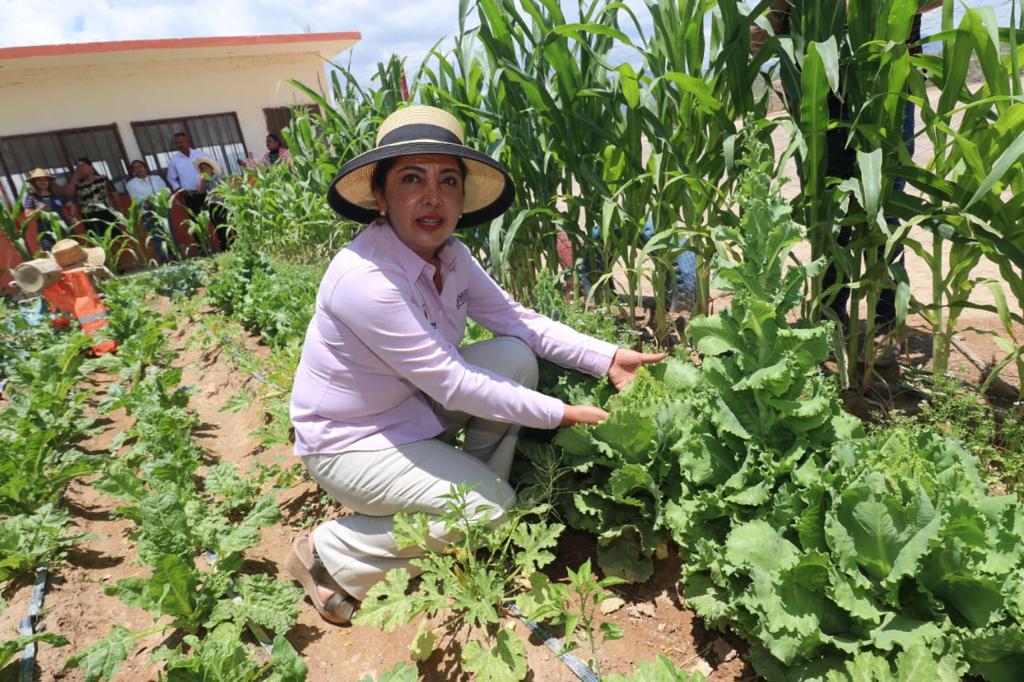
[0,51,329,162]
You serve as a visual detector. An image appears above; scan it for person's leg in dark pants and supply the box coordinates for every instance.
[183,191,207,218]
[821,122,858,329]
[876,102,916,332]
[208,203,230,250]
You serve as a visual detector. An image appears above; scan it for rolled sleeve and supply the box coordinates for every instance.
[459,249,617,377]
[328,268,565,430]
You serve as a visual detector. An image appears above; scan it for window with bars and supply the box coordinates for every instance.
[0,124,130,202]
[131,112,248,178]
[263,104,320,140]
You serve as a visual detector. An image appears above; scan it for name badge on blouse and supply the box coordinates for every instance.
[420,303,438,330]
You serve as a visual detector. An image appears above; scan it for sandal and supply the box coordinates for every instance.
[285,532,355,625]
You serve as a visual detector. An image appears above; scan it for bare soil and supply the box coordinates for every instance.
[0,298,755,682]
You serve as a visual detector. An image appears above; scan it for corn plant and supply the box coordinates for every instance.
[899,2,1024,385]
[0,186,33,262]
[85,215,141,273]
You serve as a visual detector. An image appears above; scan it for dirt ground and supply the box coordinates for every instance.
[2,81,1020,678]
[0,299,754,682]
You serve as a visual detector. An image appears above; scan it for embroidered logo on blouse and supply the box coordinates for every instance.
[455,288,469,310]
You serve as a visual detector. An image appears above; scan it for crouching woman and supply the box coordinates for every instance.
[286,105,663,623]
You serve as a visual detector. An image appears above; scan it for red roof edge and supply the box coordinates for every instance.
[0,32,362,60]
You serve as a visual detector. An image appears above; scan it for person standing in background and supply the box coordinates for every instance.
[165,131,206,217]
[65,157,119,238]
[126,159,173,263]
[195,157,231,250]
[23,168,70,252]
[751,0,943,333]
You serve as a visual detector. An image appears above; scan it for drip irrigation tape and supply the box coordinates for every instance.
[19,567,49,682]
[204,551,274,654]
[224,344,282,392]
[508,604,599,682]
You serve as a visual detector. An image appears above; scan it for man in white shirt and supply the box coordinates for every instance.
[165,131,206,217]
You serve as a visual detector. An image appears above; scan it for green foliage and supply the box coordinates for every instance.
[150,261,207,300]
[536,145,1024,678]
[219,146,357,263]
[354,484,565,680]
[203,463,264,513]
[546,359,700,582]
[559,558,627,674]
[358,662,419,682]
[0,630,68,670]
[891,377,1024,499]
[65,625,140,682]
[0,329,102,516]
[153,622,307,682]
[205,248,320,350]
[604,654,706,682]
[0,505,88,583]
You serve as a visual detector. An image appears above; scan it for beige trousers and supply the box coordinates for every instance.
[303,336,539,601]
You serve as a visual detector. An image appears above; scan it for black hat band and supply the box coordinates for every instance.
[379,123,461,147]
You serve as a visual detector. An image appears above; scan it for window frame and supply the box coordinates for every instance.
[130,112,249,178]
[0,123,130,201]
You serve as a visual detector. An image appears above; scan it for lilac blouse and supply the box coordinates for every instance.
[289,219,617,455]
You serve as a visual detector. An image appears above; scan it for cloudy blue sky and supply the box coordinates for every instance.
[1,0,1018,87]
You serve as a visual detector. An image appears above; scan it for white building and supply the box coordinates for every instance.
[0,32,360,201]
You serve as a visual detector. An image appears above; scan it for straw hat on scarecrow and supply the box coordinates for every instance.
[50,238,107,269]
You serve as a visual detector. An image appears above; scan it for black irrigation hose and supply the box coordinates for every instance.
[508,604,600,682]
[19,567,48,682]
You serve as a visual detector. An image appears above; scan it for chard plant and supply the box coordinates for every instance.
[354,484,564,680]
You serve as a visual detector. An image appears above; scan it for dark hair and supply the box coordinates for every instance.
[130,159,147,169]
[370,156,467,193]
[266,133,287,149]
[76,157,93,167]
[174,132,188,139]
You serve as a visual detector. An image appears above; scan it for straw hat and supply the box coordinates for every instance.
[193,156,221,175]
[12,258,61,294]
[28,168,54,182]
[327,105,514,228]
[50,238,106,269]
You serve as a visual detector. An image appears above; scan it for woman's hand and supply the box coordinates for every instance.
[607,348,668,391]
[560,403,609,427]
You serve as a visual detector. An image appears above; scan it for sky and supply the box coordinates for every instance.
[0,0,647,88]
[1,0,1018,88]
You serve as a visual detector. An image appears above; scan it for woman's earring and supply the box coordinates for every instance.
[379,209,386,216]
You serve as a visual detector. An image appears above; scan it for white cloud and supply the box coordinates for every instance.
[2,0,660,87]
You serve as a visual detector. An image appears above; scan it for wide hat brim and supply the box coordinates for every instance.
[327,141,515,229]
[193,157,222,175]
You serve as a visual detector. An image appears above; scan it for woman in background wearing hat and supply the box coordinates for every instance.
[23,169,70,252]
[66,157,120,238]
[286,105,664,624]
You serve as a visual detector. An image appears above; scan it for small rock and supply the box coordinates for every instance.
[689,657,714,677]
[599,597,626,615]
[712,634,737,659]
[712,637,737,662]
[657,623,666,632]
[626,602,656,619]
